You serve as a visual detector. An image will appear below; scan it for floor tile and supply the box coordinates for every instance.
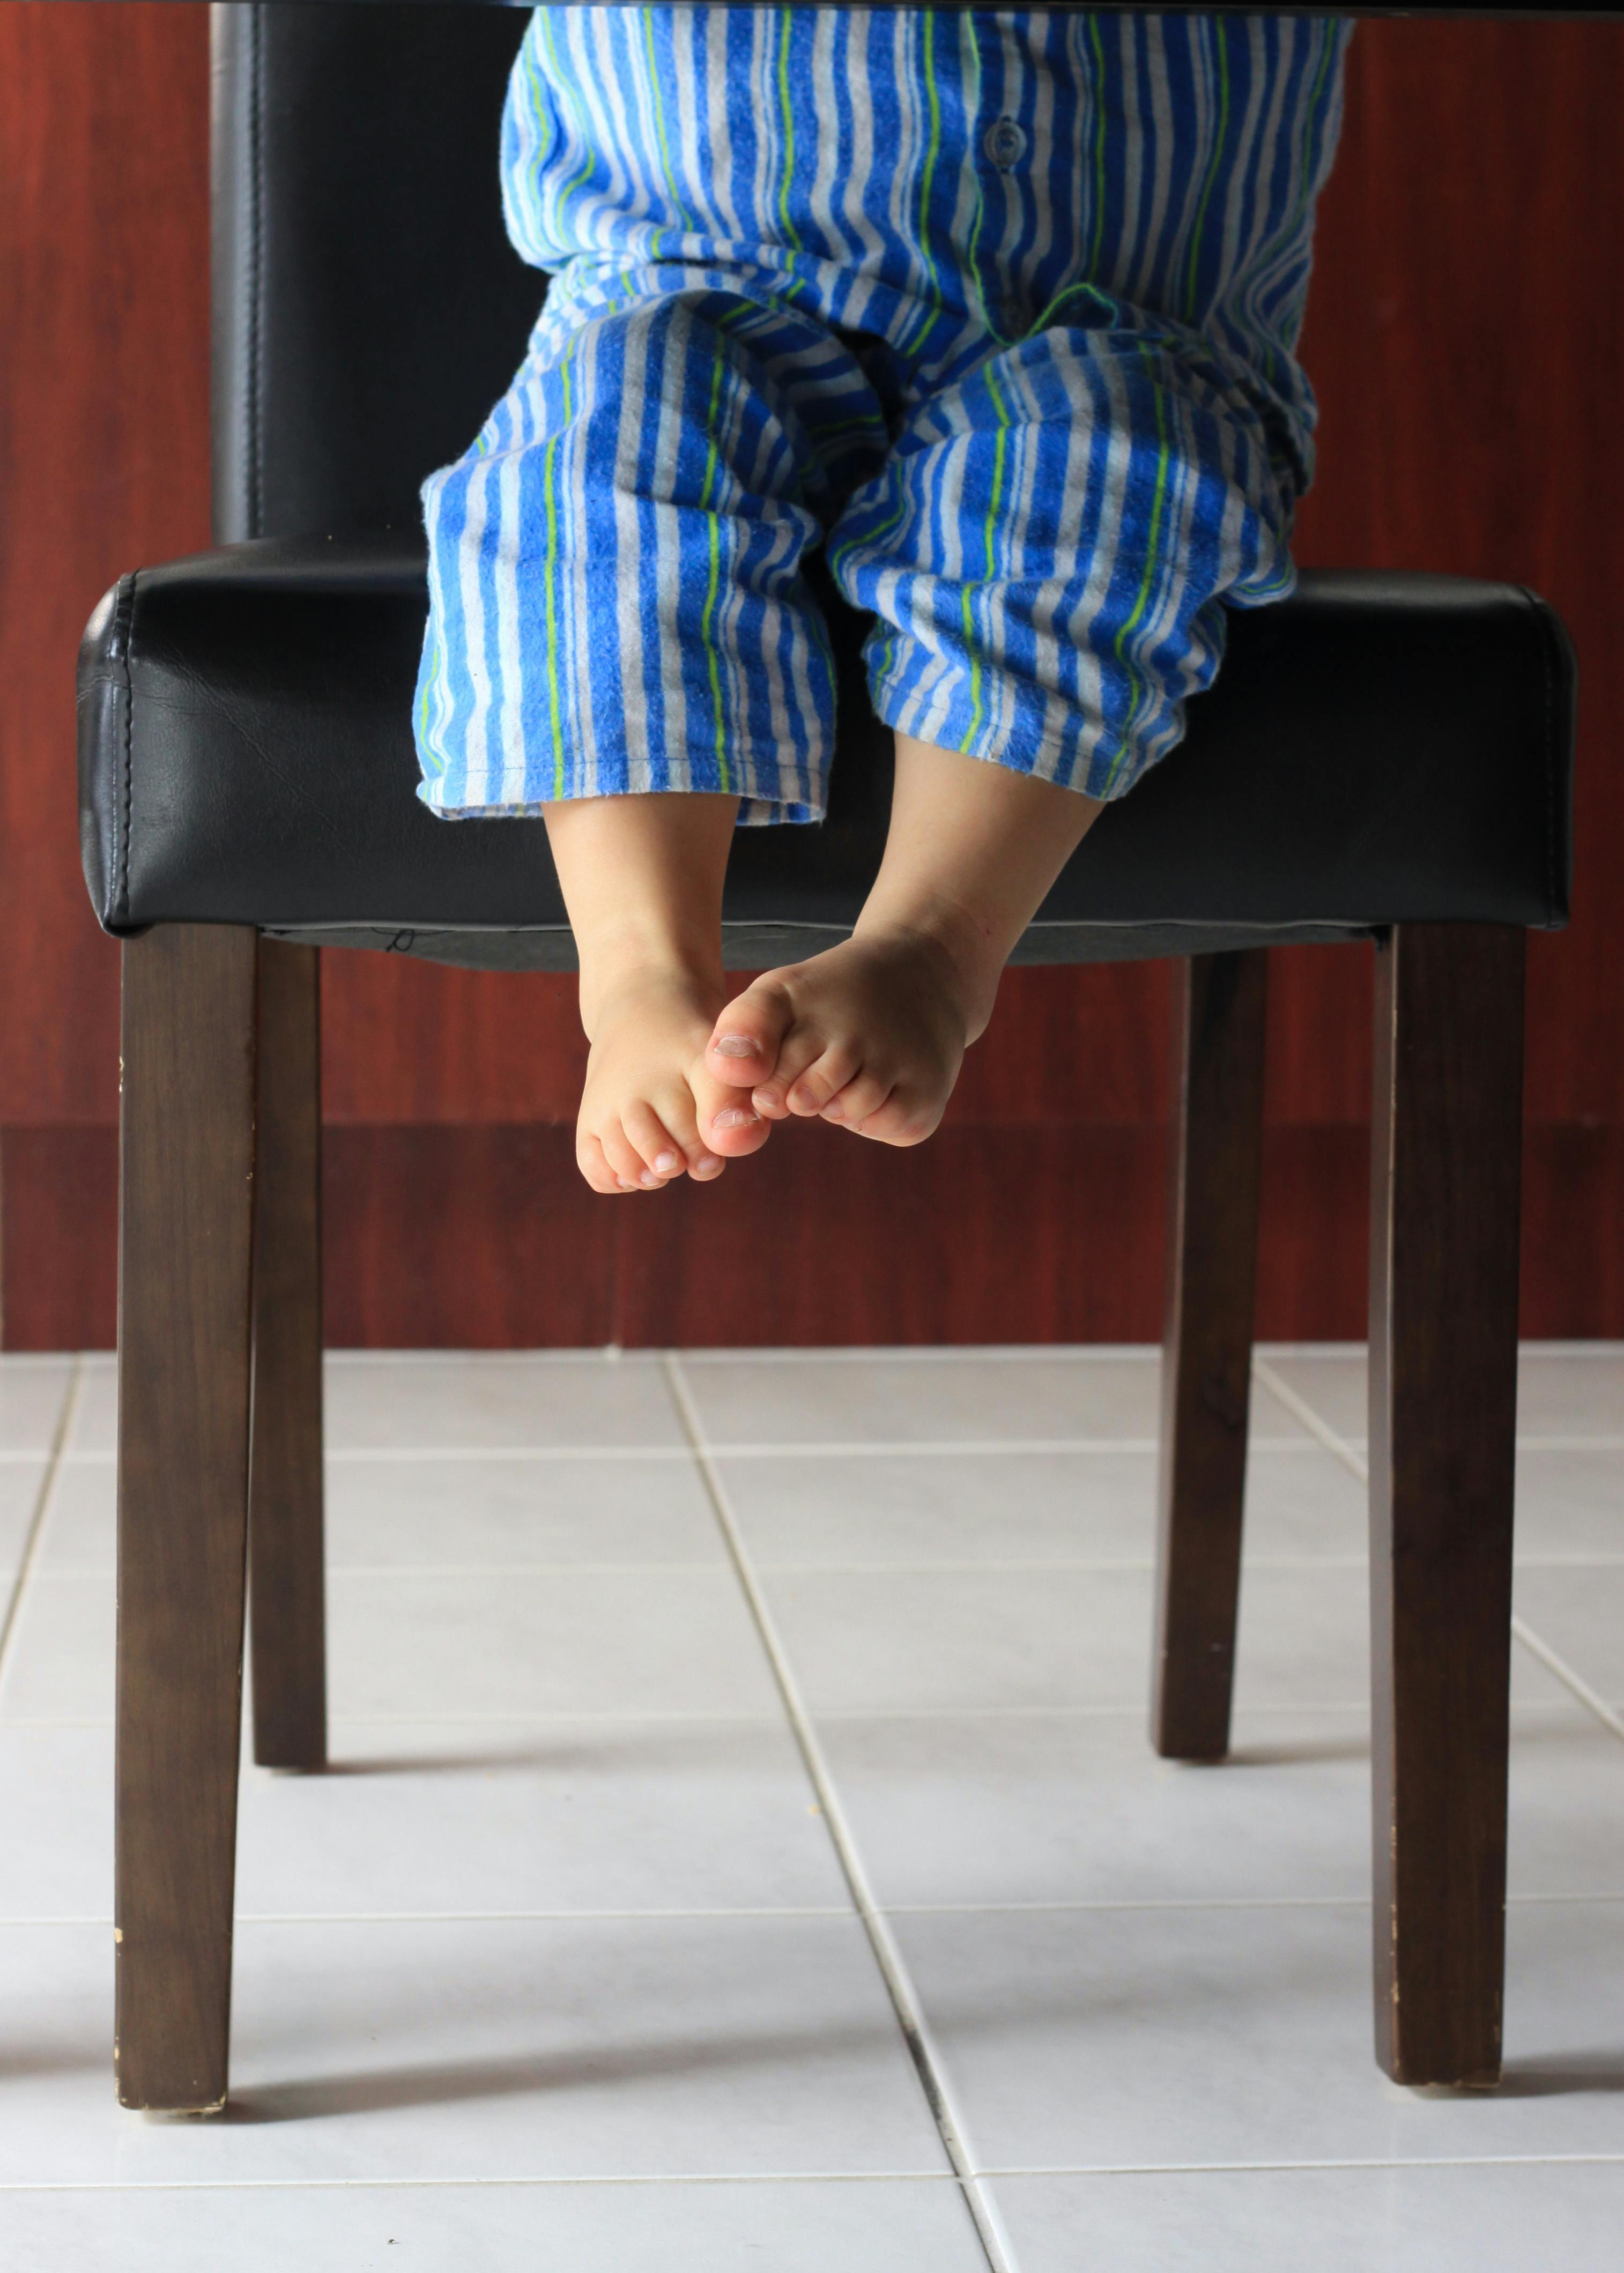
[324,1353,687,1452]
[1260,1345,1624,1449]
[1515,1346,1624,1438]
[990,2164,1624,2273]
[893,1899,1624,2171]
[0,1460,47,1571]
[723,1449,1159,1571]
[1513,1564,1624,1705]
[1255,1350,1367,1441]
[0,1915,951,2183]
[0,2178,989,2273]
[760,1563,1566,1717]
[721,1445,1363,1573]
[0,1357,74,1454]
[679,1349,1176,1446]
[64,1354,691,1459]
[813,1705,1624,1912]
[37,1449,725,1577]
[766,1565,1159,1713]
[1514,1450,1624,1563]
[323,1453,722,1571]
[0,1563,783,1724]
[32,1457,111,1572]
[236,1716,847,1919]
[825,1708,1373,1907]
[0,1714,851,1923]
[1237,1446,1368,1562]
[323,1570,780,1719]
[0,1572,112,1721]
[60,1356,114,1455]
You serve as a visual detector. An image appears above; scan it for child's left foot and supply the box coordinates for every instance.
[703,923,995,1146]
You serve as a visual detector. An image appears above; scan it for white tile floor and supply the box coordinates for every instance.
[0,1343,1620,2270]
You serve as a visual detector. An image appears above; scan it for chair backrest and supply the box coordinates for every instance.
[211,3,541,543]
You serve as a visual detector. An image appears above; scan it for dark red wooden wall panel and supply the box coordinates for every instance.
[2,8,1619,1349]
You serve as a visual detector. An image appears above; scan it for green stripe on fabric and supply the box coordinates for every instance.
[1101,345,1173,794]
[695,348,732,794]
[538,13,599,236]
[641,6,688,254]
[1182,19,1231,321]
[1086,13,1108,281]
[542,355,573,803]
[775,9,802,251]
[961,357,1013,744]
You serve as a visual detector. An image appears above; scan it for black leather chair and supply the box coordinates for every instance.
[76,5,1576,2114]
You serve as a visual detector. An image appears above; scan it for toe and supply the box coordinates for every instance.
[783,1041,861,1117]
[691,1057,772,1158]
[622,1101,687,1185]
[576,1134,624,1197]
[849,1088,943,1147]
[750,1024,833,1120]
[706,976,796,1089]
[599,1124,653,1191]
[820,1067,894,1130]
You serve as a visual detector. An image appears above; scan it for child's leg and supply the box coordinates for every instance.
[704,732,1102,1145]
[543,790,769,1193]
[706,284,1312,1144]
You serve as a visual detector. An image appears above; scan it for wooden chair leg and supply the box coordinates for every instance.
[1152,949,1269,1761]
[1369,922,1524,2088]
[249,940,328,1770]
[116,924,258,2112]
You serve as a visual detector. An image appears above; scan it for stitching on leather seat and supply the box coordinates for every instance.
[247,5,264,538]
[114,572,138,928]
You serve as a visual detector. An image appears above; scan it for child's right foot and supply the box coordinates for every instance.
[575,967,770,1194]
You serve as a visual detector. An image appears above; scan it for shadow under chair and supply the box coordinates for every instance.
[75,4,1577,2112]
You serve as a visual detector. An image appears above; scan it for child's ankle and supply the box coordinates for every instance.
[850,892,1006,1045]
[576,930,725,1042]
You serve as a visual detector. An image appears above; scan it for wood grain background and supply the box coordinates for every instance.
[2,4,1619,1349]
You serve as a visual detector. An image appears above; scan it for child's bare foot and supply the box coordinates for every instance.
[704,922,988,1147]
[576,967,769,1194]
[705,732,1104,1147]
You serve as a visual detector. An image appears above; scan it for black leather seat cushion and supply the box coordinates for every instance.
[78,537,1574,972]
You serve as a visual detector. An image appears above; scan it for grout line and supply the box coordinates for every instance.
[677,1345,1160,1366]
[28,1551,1624,1582]
[0,1700,1394,1733]
[1508,1620,1624,1745]
[51,1431,1624,1465]
[11,1890,1624,1932]
[0,1362,82,1699]
[1517,1436,1624,1452]
[664,1353,1021,2273]
[1,2153,1623,2194]
[976,2153,1624,2179]
[1250,1358,1363,1475]
[1252,1358,1624,1754]
[0,2171,960,2193]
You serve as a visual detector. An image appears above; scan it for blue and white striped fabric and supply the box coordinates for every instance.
[416,9,1352,821]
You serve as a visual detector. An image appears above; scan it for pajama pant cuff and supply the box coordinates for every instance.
[415,763,826,828]
[864,660,1169,805]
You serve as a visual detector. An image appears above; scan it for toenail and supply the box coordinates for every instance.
[713,1108,759,1130]
[695,1153,724,1175]
[639,1169,664,1188]
[822,1103,844,1120]
[790,1086,818,1111]
[654,1151,680,1172]
[713,1034,758,1059]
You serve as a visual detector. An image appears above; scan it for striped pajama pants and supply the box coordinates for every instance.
[415,8,1352,823]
